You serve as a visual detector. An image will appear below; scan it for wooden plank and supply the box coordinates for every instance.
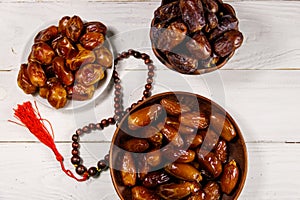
[2,69,300,142]
[0,142,299,199]
[0,1,299,70]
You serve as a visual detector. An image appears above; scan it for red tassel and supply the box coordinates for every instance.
[8,101,88,182]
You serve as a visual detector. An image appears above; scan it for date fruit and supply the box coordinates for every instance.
[66,15,84,42]
[143,171,171,188]
[220,160,239,194]
[47,83,67,109]
[17,15,111,108]
[151,0,243,74]
[161,98,190,116]
[128,104,164,130]
[28,42,55,65]
[203,181,221,200]
[157,21,187,52]
[27,61,46,87]
[120,152,136,187]
[186,31,212,60]
[197,149,222,178]
[132,186,160,200]
[123,138,149,153]
[94,46,113,68]
[75,64,105,86]
[71,83,95,101]
[180,111,209,129]
[52,57,74,86]
[166,52,198,74]
[113,94,244,199]
[80,32,105,50]
[180,0,206,33]
[17,64,37,94]
[213,30,243,57]
[34,25,58,43]
[157,182,195,199]
[165,163,202,182]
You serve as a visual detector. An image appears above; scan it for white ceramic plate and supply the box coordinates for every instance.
[21,19,114,110]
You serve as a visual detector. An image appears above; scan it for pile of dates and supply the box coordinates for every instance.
[113,94,243,200]
[17,15,113,109]
[150,0,243,74]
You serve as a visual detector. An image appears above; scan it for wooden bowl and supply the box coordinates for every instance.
[110,92,247,200]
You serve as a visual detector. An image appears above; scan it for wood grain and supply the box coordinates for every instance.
[0,142,299,199]
[0,1,299,70]
[3,69,300,142]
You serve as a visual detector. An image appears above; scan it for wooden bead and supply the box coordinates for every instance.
[72,134,79,142]
[97,159,108,170]
[148,71,154,77]
[88,123,96,130]
[82,126,90,133]
[145,83,152,90]
[108,117,116,125]
[101,119,108,127]
[76,165,87,175]
[71,155,81,165]
[76,128,83,135]
[72,141,79,149]
[141,53,149,60]
[143,90,151,98]
[72,148,79,156]
[88,167,98,177]
[95,123,103,130]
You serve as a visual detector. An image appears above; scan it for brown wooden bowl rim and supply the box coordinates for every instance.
[150,19,235,75]
[109,91,248,200]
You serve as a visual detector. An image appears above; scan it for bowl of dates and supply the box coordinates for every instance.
[17,15,113,109]
[150,0,243,74]
[110,91,247,200]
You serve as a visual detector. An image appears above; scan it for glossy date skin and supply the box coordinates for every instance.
[220,160,239,194]
[66,15,84,42]
[27,61,46,87]
[80,32,105,50]
[28,42,55,65]
[84,21,107,34]
[17,64,37,94]
[157,21,187,52]
[47,83,67,109]
[165,163,202,182]
[71,83,95,101]
[166,52,198,74]
[179,0,206,33]
[34,25,58,43]
[128,104,164,130]
[75,64,104,86]
[157,182,198,199]
[142,171,171,188]
[213,30,243,57]
[160,98,191,116]
[132,186,161,200]
[52,56,74,86]
[197,149,222,178]
[154,1,181,22]
[94,46,113,68]
[186,31,212,60]
[52,36,78,59]
[120,152,136,187]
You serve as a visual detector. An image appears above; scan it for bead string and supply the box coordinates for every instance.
[70,49,155,179]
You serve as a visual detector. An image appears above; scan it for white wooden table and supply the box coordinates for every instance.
[1,0,300,199]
